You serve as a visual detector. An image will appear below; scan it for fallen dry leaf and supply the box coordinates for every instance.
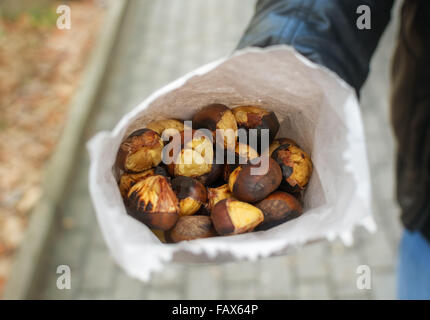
[0,0,105,296]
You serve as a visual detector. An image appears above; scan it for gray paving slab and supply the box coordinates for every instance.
[185,266,222,300]
[30,0,402,300]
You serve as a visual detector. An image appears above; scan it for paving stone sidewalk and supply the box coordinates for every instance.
[31,0,401,299]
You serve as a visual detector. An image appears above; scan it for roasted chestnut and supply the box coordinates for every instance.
[223,142,259,181]
[205,184,233,212]
[271,143,313,193]
[171,176,207,216]
[119,166,168,198]
[228,157,282,203]
[192,104,237,149]
[119,169,155,198]
[126,175,179,230]
[232,106,280,152]
[256,191,303,230]
[146,119,189,143]
[166,215,217,242]
[268,138,299,156]
[166,130,222,185]
[116,128,164,172]
[211,198,264,235]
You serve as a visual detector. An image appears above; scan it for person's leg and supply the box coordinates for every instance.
[397,230,430,299]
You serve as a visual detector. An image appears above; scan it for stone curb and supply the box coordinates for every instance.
[3,0,129,299]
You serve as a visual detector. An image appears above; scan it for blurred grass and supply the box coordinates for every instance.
[0,1,58,28]
[27,6,58,27]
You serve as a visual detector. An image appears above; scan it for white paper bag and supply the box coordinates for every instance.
[87,45,374,281]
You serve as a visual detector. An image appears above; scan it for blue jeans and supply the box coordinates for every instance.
[398,230,430,299]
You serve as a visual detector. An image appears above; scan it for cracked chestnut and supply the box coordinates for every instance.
[205,184,232,212]
[119,169,155,198]
[268,138,299,156]
[223,142,259,181]
[119,166,168,198]
[166,129,222,185]
[116,128,164,172]
[211,198,264,235]
[146,119,189,143]
[271,143,313,193]
[126,175,179,230]
[232,106,280,152]
[192,104,237,149]
[171,176,207,216]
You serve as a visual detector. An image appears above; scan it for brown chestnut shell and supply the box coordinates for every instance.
[126,175,179,230]
[192,104,238,149]
[166,129,222,185]
[256,191,303,230]
[228,157,282,203]
[119,165,169,199]
[119,169,156,199]
[171,176,207,216]
[166,215,217,242]
[211,198,264,235]
[232,106,280,152]
[268,138,299,156]
[196,161,223,186]
[205,184,233,212]
[146,119,187,142]
[223,142,259,181]
[116,128,164,173]
[271,143,313,192]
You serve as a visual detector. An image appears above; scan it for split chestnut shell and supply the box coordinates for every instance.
[126,175,179,231]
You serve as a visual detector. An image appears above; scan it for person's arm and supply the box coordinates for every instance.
[237,0,394,94]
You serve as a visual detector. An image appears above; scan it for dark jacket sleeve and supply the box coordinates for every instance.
[237,0,394,94]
